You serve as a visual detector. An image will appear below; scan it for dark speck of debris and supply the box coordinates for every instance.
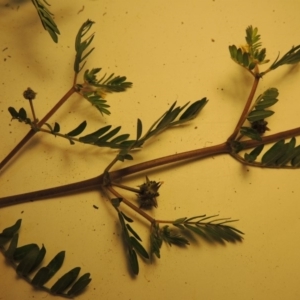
[93,205,99,209]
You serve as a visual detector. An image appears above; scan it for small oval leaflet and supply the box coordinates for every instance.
[67,121,87,137]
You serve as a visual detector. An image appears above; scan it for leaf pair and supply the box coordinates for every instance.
[173,215,243,244]
[8,107,32,125]
[229,26,269,72]
[0,220,91,298]
[117,211,149,275]
[83,68,132,93]
[32,0,60,43]
[78,69,132,115]
[230,26,300,76]
[74,20,95,73]
[150,223,189,260]
[244,137,300,167]
[268,45,300,72]
[149,215,243,259]
[135,98,208,147]
[247,88,278,123]
[240,88,278,141]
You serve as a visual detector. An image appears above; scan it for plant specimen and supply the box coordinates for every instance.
[1,6,300,298]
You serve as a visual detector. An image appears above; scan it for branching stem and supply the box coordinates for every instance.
[3,124,300,208]
[227,74,260,141]
[0,86,76,172]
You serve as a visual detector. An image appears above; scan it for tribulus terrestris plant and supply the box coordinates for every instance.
[1,3,300,299]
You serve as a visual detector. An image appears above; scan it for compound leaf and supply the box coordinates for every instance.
[31,0,60,43]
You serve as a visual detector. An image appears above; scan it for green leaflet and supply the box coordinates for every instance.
[150,223,163,258]
[74,20,95,73]
[50,267,81,294]
[79,125,112,143]
[16,245,40,276]
[95,126,121,143]
[173,217,187,225]
[5,234,19,259]
[0,219,22,246]
[261,138,300,167]
[67,121,87,137]
[130,237,149,259]
[137,98,208,146]
[261,139,286,165]
[126,224,141,241]
[82,91,111,115]
[179,98,208,121]
[184,224,208,239]
[254,88,279,109]
[32,251,65,287]
[151,215,243,259]
[270,45,300,71]
[84,69,132,92]
[276,137,296,166]
[121,211,133,223]
[117,210,149,274]
[111,198,122,208]
[136,118,143,140]
[229,26,269,71]
[8,107,19,119]
[53,122,60,134]
[240,127,262,141]
[244,138,300,167]
[160,226,189,246]
[31,0,60,43]
[79,68,132,116]
[247,110,274,123]
[13,243,39,260]
[128,249,139,275]
[244,144,264,162]
[243,88,278,133]
[110,134,130,144]
[255,98,278,110]
[67,273,92,297]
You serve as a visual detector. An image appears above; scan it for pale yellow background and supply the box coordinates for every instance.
[1,1,300,299]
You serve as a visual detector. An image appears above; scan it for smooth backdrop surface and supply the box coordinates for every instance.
[1,1,300,299]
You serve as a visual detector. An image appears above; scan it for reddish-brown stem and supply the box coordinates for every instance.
[109,142,230,180]
[227,75,260,141]
[0,174,102,208]
[29,100,37,123]
[0,142,230,208]
[239,126,300,148]
[1,125,300,208]
[0,86,76,172]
